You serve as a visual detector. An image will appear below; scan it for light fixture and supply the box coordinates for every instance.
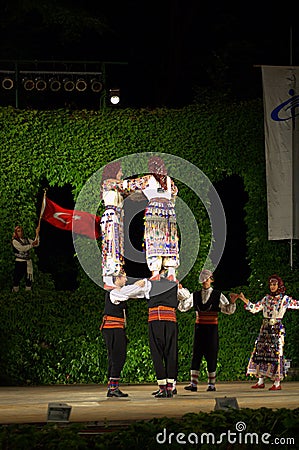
[1,77,14,90]
[109,88,120,105]
[49,77,61,92]
[23,78,35,91]
[214,397,239,410]
[35,77,47,91]
[90,78,103,93]
[63,78,75,92]
[47,403,72,422]
[75,78,87,92]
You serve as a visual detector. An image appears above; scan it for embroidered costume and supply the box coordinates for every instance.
[239,274,299,390]
[127,174,179,279]
[245,293,299,381]
[100,179,126,283]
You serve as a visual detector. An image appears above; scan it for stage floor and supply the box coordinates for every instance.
[0,382,298,426]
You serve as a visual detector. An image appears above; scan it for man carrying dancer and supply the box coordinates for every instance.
[101,271,151,397]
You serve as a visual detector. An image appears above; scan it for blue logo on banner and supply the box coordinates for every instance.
[271,89,299,123]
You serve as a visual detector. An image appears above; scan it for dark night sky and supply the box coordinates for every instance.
[0,1,297,107]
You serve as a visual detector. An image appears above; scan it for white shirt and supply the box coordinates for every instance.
[142,175,172,201]
[178,287,236,315]
[110,279,152,304]
[13,237,39,261]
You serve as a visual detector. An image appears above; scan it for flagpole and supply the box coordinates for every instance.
[290,23,294,269]
[36,188,48,240]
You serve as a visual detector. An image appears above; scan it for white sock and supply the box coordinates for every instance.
[258,377,264,385]
[274,380,280,387]
[103,276,114,286]
[167,267,176,278]
[151,271,160,278]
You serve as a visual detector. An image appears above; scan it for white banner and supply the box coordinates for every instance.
[262,65,299,240]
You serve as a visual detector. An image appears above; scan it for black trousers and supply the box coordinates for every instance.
[190,324,219,373]
[13,261,32,288]
[148,321,177,381]
[102,328,127,379]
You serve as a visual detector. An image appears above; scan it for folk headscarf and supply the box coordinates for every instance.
[268,274,285,295]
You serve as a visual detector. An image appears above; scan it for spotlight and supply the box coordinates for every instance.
[35,77,47,91]
[47,403,72,423]
[1,77,14,90]
[63,78,75,92]
[109,88,120,105]
[76,78,87,92]
[90,78,103,93]
[23,78,35,91]
[49,77,61,92]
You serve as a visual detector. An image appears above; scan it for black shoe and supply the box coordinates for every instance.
[155,389,167,398]
[152,389,159,396]
[206,385,216,392]
[107,388,128,398]
[167,390,173,398]
[172,388,177,395]
[184,384,197,392]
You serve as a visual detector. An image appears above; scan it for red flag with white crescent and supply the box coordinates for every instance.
[42,197,100,239]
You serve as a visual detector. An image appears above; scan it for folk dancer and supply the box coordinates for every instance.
[239,274,299,390]
[178,269,237,392]
[101,272,151,397]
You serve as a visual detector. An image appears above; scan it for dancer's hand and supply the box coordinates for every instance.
[239,292,249,304]
[134,279,145,287]
[229,293,239,303]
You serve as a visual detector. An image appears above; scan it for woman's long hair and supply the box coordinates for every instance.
[101,161,121,182]
[148,156,168,191]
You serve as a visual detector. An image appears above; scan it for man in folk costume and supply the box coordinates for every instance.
[147,277,191,398]
[239,274,299,390]
[101,271,151,397]
[11,225,40,292]
[178,269,237,392]
[113,275,189,398]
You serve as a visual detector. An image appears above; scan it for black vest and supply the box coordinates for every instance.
[103,291,127,319]
[147,279,178,309]
[193,289,221,313]
[12,237,30,260]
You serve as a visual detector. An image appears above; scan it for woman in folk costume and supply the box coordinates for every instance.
[100,161,128,289]
[239,274,299,390]
[127,156,179,281]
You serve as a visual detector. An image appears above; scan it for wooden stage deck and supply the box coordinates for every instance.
[0,382,298,426]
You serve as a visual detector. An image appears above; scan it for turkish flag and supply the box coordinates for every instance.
[42,197,100,239]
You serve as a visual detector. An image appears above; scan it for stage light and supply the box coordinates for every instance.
[109,88,120,105]
[214,397,239,410]
[49,77,61,92]
[35,77,47,91]
[1,77,14,90]
[23,78,35,91]
[90,78,103,93]
[47,403,72,423]
[63,78,75,92]
[76,78,87,92]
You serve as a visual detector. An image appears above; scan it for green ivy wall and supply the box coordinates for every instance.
[0,101,299,385]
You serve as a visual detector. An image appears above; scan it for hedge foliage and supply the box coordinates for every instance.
[0,101,299,385]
